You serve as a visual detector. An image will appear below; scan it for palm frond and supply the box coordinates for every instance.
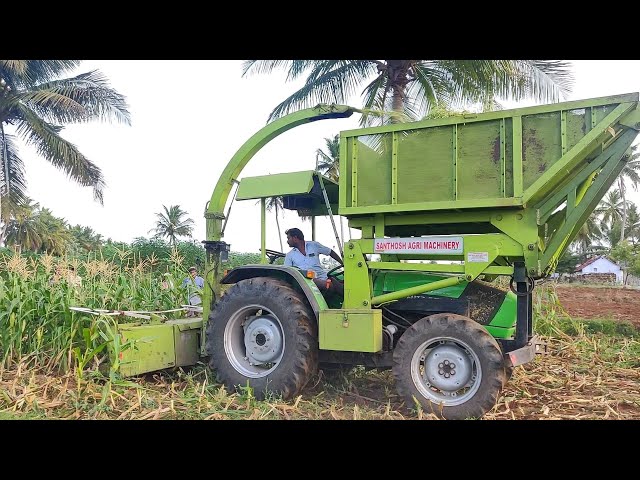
[242,60,320,82]
[14,105,105,203]
[244,59,575,129]
[520,60,574,101]
[242,60,293,77]
[267,61,378,122]
[15,90,87,122]
[405,62,443,119]
[0,60,80,89]
[359,74,387,127]
[0,132,28,208]
[31,70,131,125]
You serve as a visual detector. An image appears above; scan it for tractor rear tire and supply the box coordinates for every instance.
[505,365,514,381]
[206,277,318,400]
[392,313,506,420]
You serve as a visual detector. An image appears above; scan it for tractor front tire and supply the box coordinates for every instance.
[206,277,318,400]
[392,313,506,420]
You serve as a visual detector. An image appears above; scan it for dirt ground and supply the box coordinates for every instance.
[554,285,640,328]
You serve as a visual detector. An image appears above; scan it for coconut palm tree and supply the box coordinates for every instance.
[69,224,103,253]
[4,198,42,251]
[37,207,72,255]
[596,190,624,230]
[571,211,603,254]
[315,134,340,182]
[618,144,640,242]
[625,203,640,246]
[242,60,574,126]
[600,220,623,249]
[149,205,195,246]
[0,60,131,223]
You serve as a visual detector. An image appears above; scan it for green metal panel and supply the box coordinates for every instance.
[391,132,398,204]
[340,96,638,279]
[355,135,392,207]
[396,126,454,203]
[168,318,202,367]
[504,118,514,197]
[319,309,382,352]
[512,116,523,197]
[342,197,523,215]
[236,171,315,200]
[486,292,517,330]
[372,271,467,299]
[340,93,639,138]
[342,240,372,309]
[371,276,466,305]
[521,111,562,191]
[457,120,503,200]
[118,323,177,377]
[340,93,639,218]
[485,325,515,339]
[368,261,514,276]
[522,102,634,205]
[347,137,356,207]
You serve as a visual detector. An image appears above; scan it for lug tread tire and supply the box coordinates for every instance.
[392,313,506,419]
[206,277,318,400]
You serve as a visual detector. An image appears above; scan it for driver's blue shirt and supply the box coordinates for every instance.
[284,241,331,280]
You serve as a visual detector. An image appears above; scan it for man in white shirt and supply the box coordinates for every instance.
[284,227,344,295]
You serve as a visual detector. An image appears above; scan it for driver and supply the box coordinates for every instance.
[284,227,344,295]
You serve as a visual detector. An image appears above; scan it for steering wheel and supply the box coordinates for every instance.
[326,264,344,279]
[264,249,286,265]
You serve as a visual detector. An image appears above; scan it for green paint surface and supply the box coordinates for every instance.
[319,309,382,352]
[373,271,466,298]
[236,170,315,200]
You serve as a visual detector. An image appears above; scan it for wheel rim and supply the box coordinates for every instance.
[223,304,285,378]
[410,336,481,407]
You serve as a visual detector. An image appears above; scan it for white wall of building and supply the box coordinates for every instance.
[580,257,623,283]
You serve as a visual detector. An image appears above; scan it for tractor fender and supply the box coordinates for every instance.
[221,265,326,318]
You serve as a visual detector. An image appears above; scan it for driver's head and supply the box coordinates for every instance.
[285,228,304,248]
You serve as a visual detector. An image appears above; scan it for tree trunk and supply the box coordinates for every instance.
[619,177,627,243]
[391,87,404,124]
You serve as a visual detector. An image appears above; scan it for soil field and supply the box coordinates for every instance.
[555,285,640,328]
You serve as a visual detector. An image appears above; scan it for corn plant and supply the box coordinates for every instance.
[0,249,192,375]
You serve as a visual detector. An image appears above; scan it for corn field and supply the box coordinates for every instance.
[0,250,190,373]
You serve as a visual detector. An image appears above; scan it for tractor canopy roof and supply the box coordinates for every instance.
[236,170,338,217]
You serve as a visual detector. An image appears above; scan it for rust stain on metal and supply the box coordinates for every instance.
[491,136,501,164]
[522,128,546,173]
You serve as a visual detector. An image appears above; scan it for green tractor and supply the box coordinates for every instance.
[117,93,640,419]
